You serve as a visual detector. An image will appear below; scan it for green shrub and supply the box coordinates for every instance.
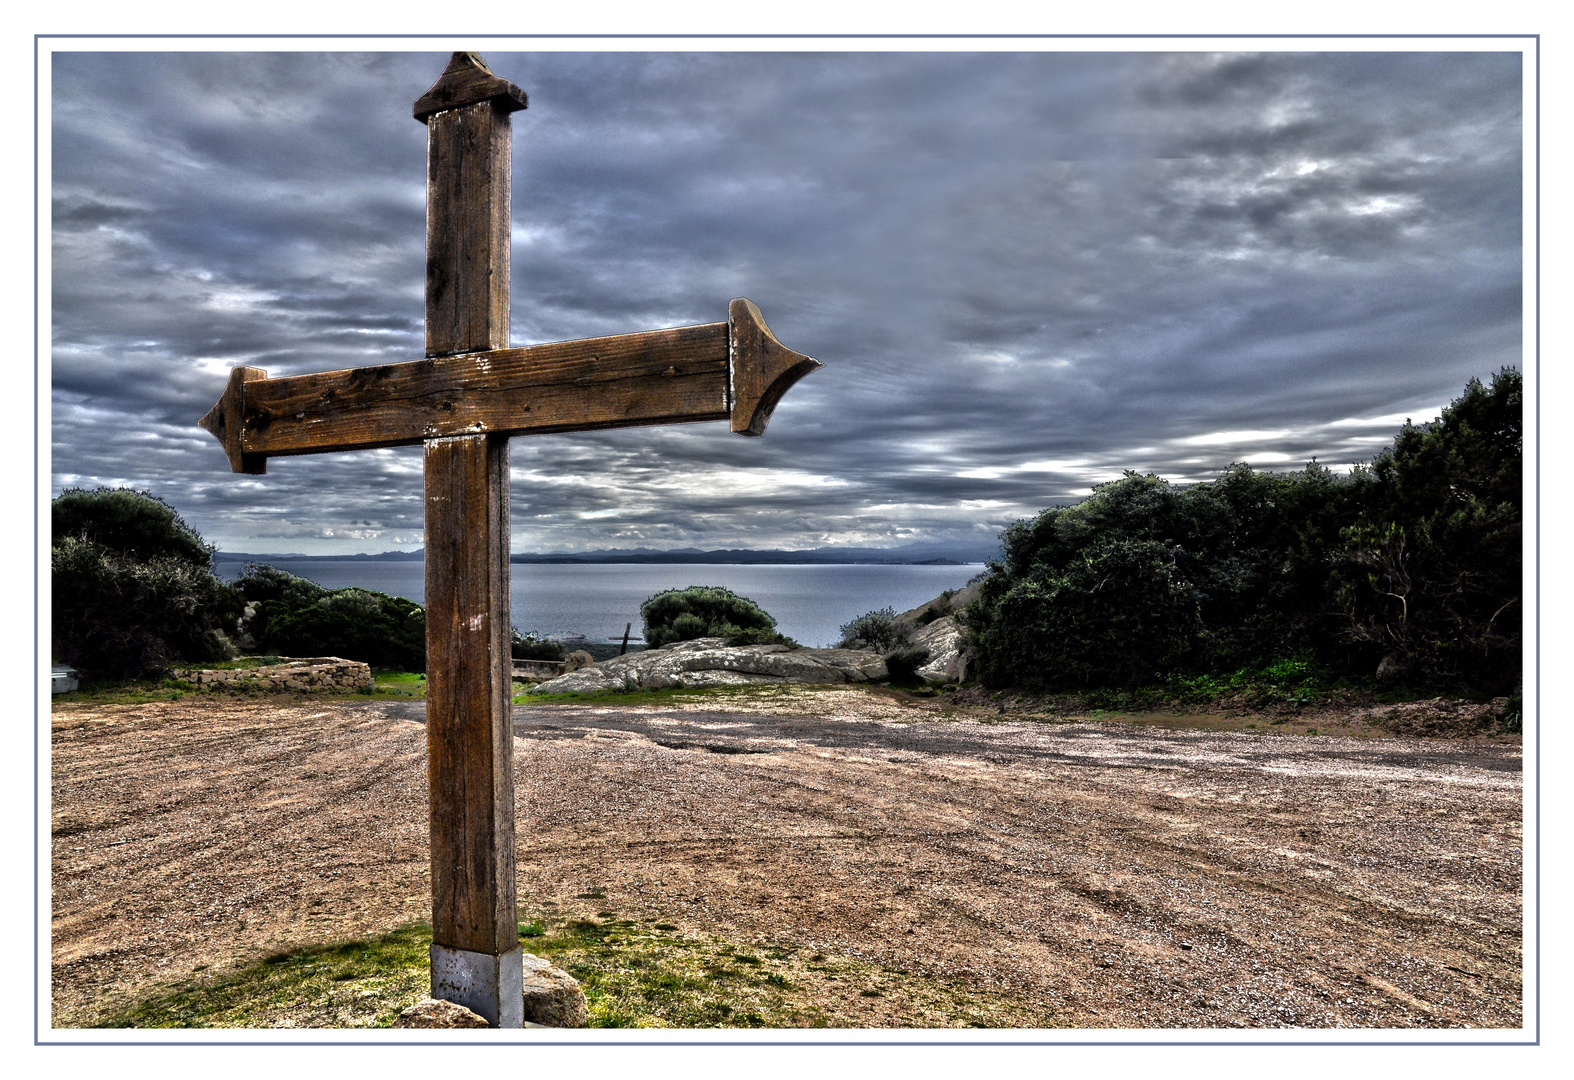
[51,489,240,680]
[512,631,565,661]
[640,586,778,648]
[722,626,799,648]
[837,608,911,652]
[966,370,1520,695]
[53,487,216,566]
[971,536,1201,688]
[235,565,425,671]
[1499,693,1522,734]
[52,535,239,680]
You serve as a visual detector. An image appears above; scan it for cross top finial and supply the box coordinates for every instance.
[413,51,527,123]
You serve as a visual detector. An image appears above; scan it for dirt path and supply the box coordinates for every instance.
[51,689,1522,1029]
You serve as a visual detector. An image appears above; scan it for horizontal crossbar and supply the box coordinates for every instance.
[199,299,819,474]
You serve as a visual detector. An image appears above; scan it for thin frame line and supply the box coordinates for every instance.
[33,31,1536,1051]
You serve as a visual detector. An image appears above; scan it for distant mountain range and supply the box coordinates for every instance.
[214,549,426,563]
[215,540,998,566]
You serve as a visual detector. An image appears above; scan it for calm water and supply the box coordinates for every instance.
[215,559,983,648]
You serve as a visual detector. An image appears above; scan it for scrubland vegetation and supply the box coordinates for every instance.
[965,369,1521,699]
[53,370,1520,704]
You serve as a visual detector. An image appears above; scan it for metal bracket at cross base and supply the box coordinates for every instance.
[198,52,820,1027]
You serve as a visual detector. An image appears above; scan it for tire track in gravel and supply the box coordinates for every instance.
[52,693,1521,1029]
[508,702,1520,1027]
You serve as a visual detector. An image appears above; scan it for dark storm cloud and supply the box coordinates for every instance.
[48,48,1523,554]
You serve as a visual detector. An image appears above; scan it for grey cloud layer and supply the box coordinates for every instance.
[50,50,1522,553]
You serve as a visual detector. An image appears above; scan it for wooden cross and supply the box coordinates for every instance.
[199,52,819,1027]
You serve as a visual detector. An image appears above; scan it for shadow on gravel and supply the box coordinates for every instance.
[374,699,1520,776]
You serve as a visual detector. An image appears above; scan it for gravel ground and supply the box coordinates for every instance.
[50,688,1522,1029]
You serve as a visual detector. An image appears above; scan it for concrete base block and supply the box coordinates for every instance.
[431,944,523,1028]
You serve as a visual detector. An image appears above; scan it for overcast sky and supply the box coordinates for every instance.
[49,48,1524,555]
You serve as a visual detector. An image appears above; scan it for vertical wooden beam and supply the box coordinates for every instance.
[424,100,513,356]
[424,434,518,1024]
[417,52,525,1027]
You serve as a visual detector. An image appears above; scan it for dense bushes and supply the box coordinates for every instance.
[235,565,426,672]
[512,631,565,662]
[640,586,780,647]
[52,489,240,680]
[51,486,557,679]
[1337,369,1521,691]
[838,608,931,682]
[53,487,220,566]
[967,369,1521,695]
[837,607,910,652]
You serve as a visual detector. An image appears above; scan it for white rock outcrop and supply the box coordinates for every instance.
[912,615,968,684]
[529,637,887,694]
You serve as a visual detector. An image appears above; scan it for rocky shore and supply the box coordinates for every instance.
[529,587,974,695]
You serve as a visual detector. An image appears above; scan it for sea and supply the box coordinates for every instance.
[213,559,984,649]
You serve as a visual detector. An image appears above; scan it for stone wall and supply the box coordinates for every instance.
[512,659,566,681]
[171,657,373,693]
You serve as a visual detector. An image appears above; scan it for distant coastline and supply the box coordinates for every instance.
[206,556,984,646]
[214,542,997,568]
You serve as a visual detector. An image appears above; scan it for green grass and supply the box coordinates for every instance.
[54,668,432,705]
[1001,653,1513,718]
[370,671,426,698]
[86,914,1055,1030]
[999,654,1368,715]
[52,677,208,705]
[92,924,434,1029]
[194,655,288,670]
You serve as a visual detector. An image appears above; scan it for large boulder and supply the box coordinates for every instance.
[521,954,589,1027]
[392,998,490,1028]
[391,953,588,1028]
[912,615,968,684]
[530,637,887,694]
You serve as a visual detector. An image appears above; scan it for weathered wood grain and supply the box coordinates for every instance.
[195,50,824,1029]
[198,366,267,474]
[424,434,517,957]
[414,51,527,122]
[425,99,513,357]
[728,298,822,437]
[419,57,521,970]
[238,322,730,459]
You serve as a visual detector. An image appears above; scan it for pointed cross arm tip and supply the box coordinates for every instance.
[728,298,822,437]
[198,300,819,473]
[414,52,527,122]
[198,366,268,474]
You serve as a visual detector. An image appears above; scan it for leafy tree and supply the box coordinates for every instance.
[965,369,1520,695]
[837,607,912,652]
[640,586,778,647]
[512,630,565,662]
[51,489,239,680]
[1336,368,1521,691]
[53,487,216,566]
